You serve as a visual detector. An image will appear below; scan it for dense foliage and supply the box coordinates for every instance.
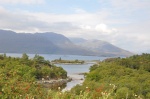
[0,53,150,99]
[0,53,67,98]
[70,53,150,99]
[104,53,150,72]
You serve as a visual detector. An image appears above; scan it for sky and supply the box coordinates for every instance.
[0,0,150,53]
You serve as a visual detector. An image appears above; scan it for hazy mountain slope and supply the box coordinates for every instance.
[0,30,133,56]
[0,30,94,55]
[0,30,59,54]
[69,37,87,44]
[34,32,94,55]
[69,38,133,57]
[35,32,72,45]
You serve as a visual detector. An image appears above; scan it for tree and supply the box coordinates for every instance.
[33,54,45,63]
[22,53,29,60]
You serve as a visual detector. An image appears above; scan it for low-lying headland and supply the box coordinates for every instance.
[51,58,85,64]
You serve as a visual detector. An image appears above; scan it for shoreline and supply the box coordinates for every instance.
[53,61,98,65]
[36,77,72,89]
[53,63,86,65]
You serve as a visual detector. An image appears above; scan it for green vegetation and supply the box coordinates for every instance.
[0,53,150,99]
[0,53,67,98]
[70,53,150,99]
[52,58,84,64]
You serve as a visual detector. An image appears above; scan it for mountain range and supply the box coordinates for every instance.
[69,38,133,57]
[0,30,133,57]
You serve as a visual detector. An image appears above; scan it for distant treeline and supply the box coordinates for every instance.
[51,58,84,64]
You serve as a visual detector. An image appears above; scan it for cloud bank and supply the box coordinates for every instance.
[0,0,150,53]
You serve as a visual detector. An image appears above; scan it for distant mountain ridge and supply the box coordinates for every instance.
[0,30,93,55]
[69,38,133,57]
[0,30,133,56]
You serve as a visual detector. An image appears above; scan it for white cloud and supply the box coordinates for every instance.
[80,25,92,30]
[95,24,107,32]
[95,23,117,34]
[0,0,45,5]
[114,35,150,53]
[0,0,150,53]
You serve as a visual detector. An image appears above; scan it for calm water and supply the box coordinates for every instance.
[3,53,108,61]
[56,64,93,91]
[2,53,109,90]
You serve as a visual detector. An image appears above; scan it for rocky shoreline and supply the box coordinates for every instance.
[36,77,72,89]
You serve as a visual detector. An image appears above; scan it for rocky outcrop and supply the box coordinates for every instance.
[36,78,72,89]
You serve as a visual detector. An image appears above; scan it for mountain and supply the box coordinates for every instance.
[0,30,133,56]
[69,37,87,44]
[0,30,58,54]
[69,38,133,57]
[0,30,93,55]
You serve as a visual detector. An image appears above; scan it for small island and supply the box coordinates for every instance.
[51,57,85,64]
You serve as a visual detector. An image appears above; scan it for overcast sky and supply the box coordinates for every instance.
[0,0,150,53]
